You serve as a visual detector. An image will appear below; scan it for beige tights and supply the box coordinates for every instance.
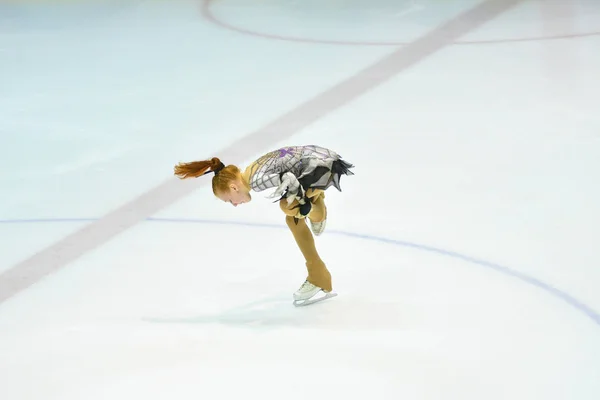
[279,190,332,292]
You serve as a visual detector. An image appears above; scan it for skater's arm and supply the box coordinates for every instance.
[266,172,305,203]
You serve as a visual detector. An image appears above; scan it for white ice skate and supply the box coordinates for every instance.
[309,218,326,236]
[293,280,337,307]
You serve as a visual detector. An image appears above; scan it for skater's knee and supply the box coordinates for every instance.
[281,196,314,220]
[308,196,326,223]
[280,198,298,217]
[280,189,326,221]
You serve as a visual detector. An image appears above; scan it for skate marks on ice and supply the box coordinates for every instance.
[142,293,419,332]
[142,293,298,328]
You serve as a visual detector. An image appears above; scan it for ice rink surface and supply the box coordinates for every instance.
[1,0,600,398]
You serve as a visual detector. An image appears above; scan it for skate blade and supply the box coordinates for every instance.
[293,291,337,307]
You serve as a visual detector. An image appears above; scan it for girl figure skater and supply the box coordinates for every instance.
[173,145,354,306]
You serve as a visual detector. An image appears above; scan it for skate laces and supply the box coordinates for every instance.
[299,280,316,292]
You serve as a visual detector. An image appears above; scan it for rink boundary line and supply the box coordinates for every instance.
[2,216,599,328]
[202,0,600,47]
[0,0,524,304]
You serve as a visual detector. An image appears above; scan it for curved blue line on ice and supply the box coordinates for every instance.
[2,216,599,327]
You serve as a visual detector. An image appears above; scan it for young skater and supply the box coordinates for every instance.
[173,145,354,306]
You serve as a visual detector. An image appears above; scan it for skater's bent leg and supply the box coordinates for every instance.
[307,190,326,223]
[284,215,332,292]
[278,189,326,223]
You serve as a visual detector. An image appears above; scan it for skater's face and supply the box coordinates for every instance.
[217,180,251,207]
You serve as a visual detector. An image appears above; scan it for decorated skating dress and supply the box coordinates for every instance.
[242,145,354,211]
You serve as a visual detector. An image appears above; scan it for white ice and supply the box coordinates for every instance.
[1,0,600,399]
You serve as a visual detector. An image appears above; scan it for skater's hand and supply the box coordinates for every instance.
[268,172,304,204]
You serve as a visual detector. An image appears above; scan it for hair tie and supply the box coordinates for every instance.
[213,162,225,174]
[204,162,225,176]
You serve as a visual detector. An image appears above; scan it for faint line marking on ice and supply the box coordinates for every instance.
[0,0,525,305]
[202,0,600,46]
[2,216,599,328]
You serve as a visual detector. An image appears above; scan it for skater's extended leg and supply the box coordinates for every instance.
[283,214,332,292]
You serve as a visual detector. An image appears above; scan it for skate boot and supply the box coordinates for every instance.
[308,218,326,236]
[294,280,321,301]
[293,279,337,307]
